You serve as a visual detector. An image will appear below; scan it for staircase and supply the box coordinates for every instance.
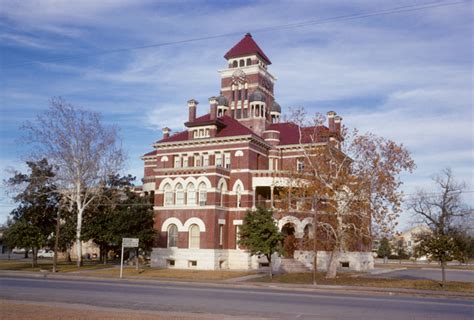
[279,258,310,273]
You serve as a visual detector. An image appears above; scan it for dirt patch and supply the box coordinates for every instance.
[0,300,265,320]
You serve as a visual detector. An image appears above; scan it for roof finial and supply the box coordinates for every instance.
[245,32,252,37]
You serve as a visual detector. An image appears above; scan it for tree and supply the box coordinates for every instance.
[452,231,474,264]
[377,237,392,261]
[22,98,124,267]
[238,207,284,278]
[393,238,409,263]
[83,175,154,264]
[282,109,415,278]
[409,169,472,283]
[4,159,59,267]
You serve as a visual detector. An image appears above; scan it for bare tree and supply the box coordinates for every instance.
[409,169,472,283]
[281,108,415,278]
[22,98,124,267]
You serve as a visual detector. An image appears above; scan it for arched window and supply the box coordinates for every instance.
[167,224,178,248]
[219,183,225,207]
[232,61,238,68]
[246,58,251,66]
[187,183,196,206]
[175,183,184,205]
[189,224,200,248]
[239,59,244,67]
[164,183,173,206]
[236,185,242,208]
[198,182,207,206]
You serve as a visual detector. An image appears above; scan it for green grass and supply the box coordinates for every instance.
[0,259,111,273]
[254,272,474,293]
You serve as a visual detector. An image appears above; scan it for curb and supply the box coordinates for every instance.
[1,270,473,300]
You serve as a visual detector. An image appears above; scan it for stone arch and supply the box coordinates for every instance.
[235,150,244,157]
[217,178,228,191]
[158,177,174,191]
[161,217,185,232]
[184,217,206,232]
[278,216,304,238]
[160,156,169,162]
[232,179,245,193]
[196,176,212,190]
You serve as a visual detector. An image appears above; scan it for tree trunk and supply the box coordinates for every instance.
[268,255,273,279]
[76,206,83,268]
[32,248,38,267]
[66,246,72,263]
[53,212,60,273]
[325,249,339,278]
[441,260,447,284]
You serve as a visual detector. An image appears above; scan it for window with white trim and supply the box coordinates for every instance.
[297,159,304,172]
[203,154,209,166]
[186,183,196,206]
[164,183,173,206]
[215,152,222,167]
[219,224,224,246]
[236,185,242,208]
[183,155,188,168]
[198,182,207,206]
[224,153,231,169]
[167,224,178,248]
[194,154,201,167]
[174,155,181,168]
[175,183,184,205]
[235,225,241,249]
[189,224,200,249]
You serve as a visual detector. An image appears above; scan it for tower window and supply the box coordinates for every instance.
[239,59,244,67]
[232,61,238,68]
[246,58,251,66]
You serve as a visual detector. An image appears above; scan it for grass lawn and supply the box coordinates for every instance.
[86,266,255,281]
[374,263,474,270]
[0,259,111,273]
[254,272,474,293]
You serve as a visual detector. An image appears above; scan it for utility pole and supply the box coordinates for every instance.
[312,196,318,286]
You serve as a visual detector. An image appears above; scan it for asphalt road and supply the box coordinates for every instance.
[0,275,472,320]
[370,268,474,282]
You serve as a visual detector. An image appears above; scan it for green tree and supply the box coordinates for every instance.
[394,238,409,263]
[377,237,391,260]
[83,175,154,264]
[238,207,284,278]
[4,159,59,267]
[452,230,474,264]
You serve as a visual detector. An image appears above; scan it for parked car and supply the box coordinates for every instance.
[37,249,54,258]
[12,247,26,254]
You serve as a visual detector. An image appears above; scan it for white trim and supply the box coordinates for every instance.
[161,217,185,232]
[218,219,226,225]
[233,220,243,225]
[184,217,206,232]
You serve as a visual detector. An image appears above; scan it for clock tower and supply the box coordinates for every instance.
[217,33,281,135]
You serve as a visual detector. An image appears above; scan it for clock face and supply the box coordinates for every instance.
[232,69,246,83]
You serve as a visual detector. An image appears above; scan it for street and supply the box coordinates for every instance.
[0,275,472,319]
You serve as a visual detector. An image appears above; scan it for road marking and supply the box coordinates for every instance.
[1,276,473,308]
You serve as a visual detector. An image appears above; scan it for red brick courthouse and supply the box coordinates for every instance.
[141,34,373,271]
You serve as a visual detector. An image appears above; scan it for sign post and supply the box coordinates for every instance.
[120,238,139,279]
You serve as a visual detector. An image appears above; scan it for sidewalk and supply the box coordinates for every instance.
[1,269,473,300]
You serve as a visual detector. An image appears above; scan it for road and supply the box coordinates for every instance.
[0,275,472,319]
[370,268,474,282]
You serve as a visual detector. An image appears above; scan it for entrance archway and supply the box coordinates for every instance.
[282,223,297,258]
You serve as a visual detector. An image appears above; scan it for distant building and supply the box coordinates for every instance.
[395,225,430,259]
[141,34,373,271]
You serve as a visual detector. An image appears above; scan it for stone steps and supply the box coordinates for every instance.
[280,258,310,273]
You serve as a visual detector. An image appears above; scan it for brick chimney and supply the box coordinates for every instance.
[162,127,171,139]
[209,96,217,120]
[334,115,342,135]
[327,111,336,132]
[188,99,198,123]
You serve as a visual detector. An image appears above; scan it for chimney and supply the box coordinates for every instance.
[209,96,217,120]
[327,111,336,132]
[334,115,342,134]
[188,99,198,123]
[162,127,171,139]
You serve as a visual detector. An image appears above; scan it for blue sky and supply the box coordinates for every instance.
[1,0,472,229]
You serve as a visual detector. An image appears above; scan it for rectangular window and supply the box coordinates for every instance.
[219,224,224,246]
[224,153,231,169]
[199,190,207,206]
[297,159,304,172]
[188,260,197,267]
[176,191,184,205]
[174,156,181,168]
[236,109,242,119]
[203,154,209,166]
[195,154,201,167]
[167,259,175,267]
[215,153,222,167]
[183,156,188,168]
[165,192,173,206]
[238,90,242,100]
[187,191,196,206]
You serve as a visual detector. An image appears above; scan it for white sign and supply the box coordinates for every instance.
[122,238,139,248]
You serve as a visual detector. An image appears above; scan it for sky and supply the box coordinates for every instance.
[0,0,472,229]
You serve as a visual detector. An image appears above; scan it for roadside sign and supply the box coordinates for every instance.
[122,238,139,248]
[120,237,140,279]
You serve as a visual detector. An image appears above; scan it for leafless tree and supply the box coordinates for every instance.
[22,98,124,267]
[408,169,472,282]
[281,108,415,278]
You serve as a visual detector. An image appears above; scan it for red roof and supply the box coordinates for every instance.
[267,123,329,145]
[142,150,156,157]
[156,115,256,143]
[224,33,271,64]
